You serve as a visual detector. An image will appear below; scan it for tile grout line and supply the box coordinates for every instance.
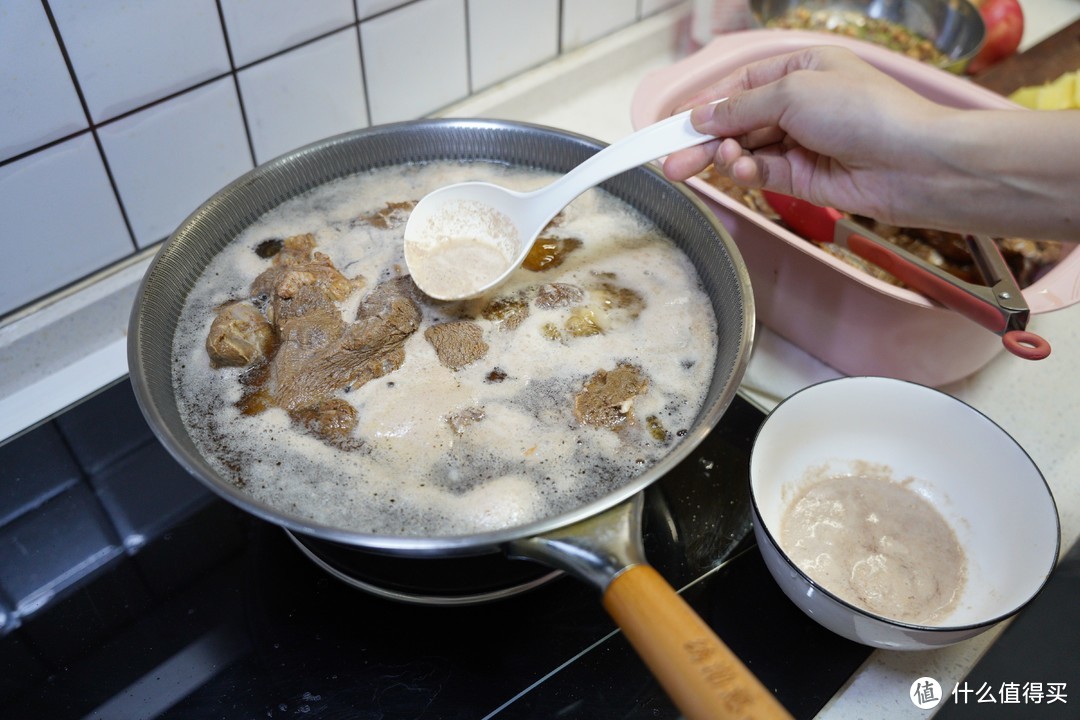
[39,0,138,253]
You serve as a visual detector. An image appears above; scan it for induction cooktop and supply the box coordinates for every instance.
[0,384,872,719]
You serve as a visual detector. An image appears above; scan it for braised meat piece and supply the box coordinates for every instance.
[535,282,583,309]
[700,166,779,220]
[205,301,276,368]
[540,278,644,341]
[290,399,361,451]
[349,276,424,374]
[210,233,421,449]
[482,293,530,331]
[862,222,980,284]
[250,233,360,325]
[268,276,421,412]
[574,363,649,431]
[1000,238,1065,287]
[356,200,417,229]
[591,281,644,321]
[425,320,489,370]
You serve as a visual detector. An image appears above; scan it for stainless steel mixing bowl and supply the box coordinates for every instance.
[749,0,986,72]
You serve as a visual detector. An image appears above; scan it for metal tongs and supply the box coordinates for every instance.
[762,191,1051,360]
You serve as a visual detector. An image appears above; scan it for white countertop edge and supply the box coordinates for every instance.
[0,336,128,443]
[0,252,155,444]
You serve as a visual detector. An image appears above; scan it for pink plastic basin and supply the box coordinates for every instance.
[631,30,1080,386]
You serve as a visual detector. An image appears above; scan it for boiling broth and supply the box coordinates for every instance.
[172,161,718,537]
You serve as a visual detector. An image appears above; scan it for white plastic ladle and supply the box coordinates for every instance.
[403,103,723,301]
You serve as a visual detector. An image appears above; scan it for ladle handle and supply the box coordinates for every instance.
[603,564,793,720]
[529,104,720,226]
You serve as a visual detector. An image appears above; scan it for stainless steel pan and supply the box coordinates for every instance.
[127,119,788,719]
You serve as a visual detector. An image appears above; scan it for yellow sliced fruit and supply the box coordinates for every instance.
[1037,72,1076,109]
[1008,85,1040,108]
[1008,69,1080,110]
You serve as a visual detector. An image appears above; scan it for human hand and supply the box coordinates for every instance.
[662,46,957,225]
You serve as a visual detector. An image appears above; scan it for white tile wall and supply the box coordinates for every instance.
[221,0,356,67]
[0,0,87,163]
[468,0,559,91]
[0,135,131,317]
[51,0,231,123]
[239,29,369,163]
[98,80,253,248]
[562,0,638,51]
[0,0,680,320]
[355,0,412,20]
[360,0,469,125]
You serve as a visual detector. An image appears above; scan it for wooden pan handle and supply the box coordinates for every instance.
[603,564,792,720]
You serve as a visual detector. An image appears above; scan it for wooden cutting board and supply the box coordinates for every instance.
[971,18,1080,95]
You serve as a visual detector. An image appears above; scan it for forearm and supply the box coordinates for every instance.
[897,109,1080,241]
[665,45,1080,242]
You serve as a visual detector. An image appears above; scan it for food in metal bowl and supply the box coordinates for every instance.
[765,8,946,64]
[748,0,986,72]
[172,160,719,538]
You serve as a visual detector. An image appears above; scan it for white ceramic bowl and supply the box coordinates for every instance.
[750,376,1060,649]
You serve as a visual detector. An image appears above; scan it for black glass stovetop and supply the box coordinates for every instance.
[0,391,873,719]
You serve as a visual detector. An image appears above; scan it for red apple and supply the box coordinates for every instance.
[966,0,1024,74]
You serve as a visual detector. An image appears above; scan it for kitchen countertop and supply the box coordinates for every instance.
[2,2,1079,717]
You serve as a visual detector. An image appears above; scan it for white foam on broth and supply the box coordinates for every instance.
[171,161,719,537]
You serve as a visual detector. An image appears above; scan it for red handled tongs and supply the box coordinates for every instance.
[762,191,1051,360]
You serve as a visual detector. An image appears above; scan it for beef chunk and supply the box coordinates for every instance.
[573,363,649,430]
[998,238,1065,287]
[339,278,423,379]
[425,320,489,370]
[206,301,276,368]
[252,237,360,325]
[535,283,583,309]
[290,399,360,450]
[211,233,421,449]
[591,281,644,320]
[536,278,644,342]
[270,277,421,414]
[482,293,529,330]
[355,200,417,229]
